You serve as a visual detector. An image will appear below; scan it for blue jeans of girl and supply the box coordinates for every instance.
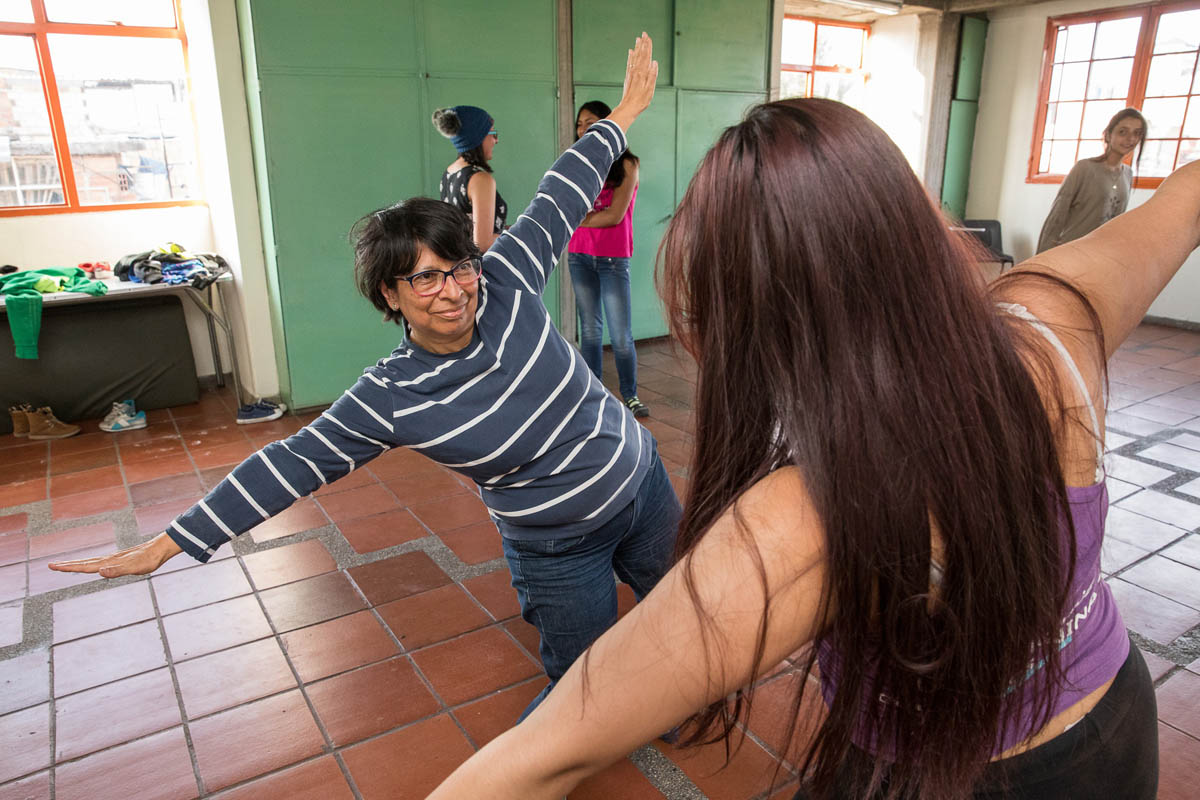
[500,449,681,720]
[568,252,638,401]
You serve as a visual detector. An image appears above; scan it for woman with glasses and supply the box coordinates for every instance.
[430,97,1185,798]
[434,104,506,250]
[51,35,672,722]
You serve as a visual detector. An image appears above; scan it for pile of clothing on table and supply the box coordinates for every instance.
[115,243,231,289]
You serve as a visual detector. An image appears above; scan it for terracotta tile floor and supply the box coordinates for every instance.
[1,332,1199,798]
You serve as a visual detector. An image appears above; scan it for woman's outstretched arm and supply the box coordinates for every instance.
[1019,158,1200,356]
[428,467,828,799]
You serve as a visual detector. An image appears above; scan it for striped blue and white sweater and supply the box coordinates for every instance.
[167,120,656,562]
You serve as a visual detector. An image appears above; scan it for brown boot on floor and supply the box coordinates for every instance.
[26,406,80,440]
[8,404,32,438]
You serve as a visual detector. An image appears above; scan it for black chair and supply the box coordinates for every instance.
[954,219,1014,271]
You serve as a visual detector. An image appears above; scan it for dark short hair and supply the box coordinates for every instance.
[350,198,477,325]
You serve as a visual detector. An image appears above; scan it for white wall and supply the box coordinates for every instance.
[863,13,929,177]
[969,0,1200,323]
[0,0,281,397]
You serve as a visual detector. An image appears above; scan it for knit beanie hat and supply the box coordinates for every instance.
[432,105,492,153]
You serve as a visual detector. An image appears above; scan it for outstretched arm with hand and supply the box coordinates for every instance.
[49,532,183,578]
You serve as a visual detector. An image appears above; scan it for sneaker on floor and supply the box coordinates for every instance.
[8,403,32,438]
[100,401,147,432]
[624,396,650,418]
[26,406,80,440]
[236,398,287,425]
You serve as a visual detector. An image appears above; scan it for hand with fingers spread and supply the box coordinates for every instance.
[606,33,658,134]
[48,531,183,578]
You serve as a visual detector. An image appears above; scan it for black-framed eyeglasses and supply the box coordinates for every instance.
[400,256,482,297]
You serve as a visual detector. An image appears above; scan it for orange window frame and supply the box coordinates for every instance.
[781,15,871,97]
[0,0,203,217]
[1028,0,1200,190]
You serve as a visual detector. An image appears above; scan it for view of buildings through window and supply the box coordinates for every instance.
[0,0,197,212]
[1032,3,1200,187]
[780,15,869,105]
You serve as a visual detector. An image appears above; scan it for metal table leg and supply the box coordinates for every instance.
[182,281,246,408]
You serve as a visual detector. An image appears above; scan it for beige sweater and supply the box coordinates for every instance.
[1036,158,1132,253]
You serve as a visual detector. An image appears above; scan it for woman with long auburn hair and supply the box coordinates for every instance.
[430,98,1197,799]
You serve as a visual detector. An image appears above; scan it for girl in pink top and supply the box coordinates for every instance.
[568,100,648,418]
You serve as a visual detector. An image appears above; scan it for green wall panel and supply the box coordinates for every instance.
[241,0,771,406]
[942,99,979,220]
[572,0,674,86]
[674,0,770,92]
[424,0,555,77]
[259,74,427,406]
[956,16,988,102]
[675,90,763,198]
[573,85,678,339]
[248,0,420,73]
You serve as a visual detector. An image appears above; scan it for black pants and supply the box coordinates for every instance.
[794,644,1158,799]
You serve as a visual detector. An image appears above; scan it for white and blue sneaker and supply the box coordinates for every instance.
[100,399,147,432]
[236,398,287,425]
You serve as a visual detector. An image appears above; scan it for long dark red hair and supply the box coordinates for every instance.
[658,98,1096,799]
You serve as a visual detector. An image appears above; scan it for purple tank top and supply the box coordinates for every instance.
[818,304,1128,755]
[568,184,637,258]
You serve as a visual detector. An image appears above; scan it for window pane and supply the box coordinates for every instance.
[1054,27,1068,63]
[1179,139,1200,168]
[1048,101,1083,139]
[812,71,864,105]
[1048,139,1078,173]
[0,35,65,207]
[1064,23,1096,62]
[1039,139,1052,172]
[1077,139,1105,160]
[1086,57,1133,99]
[1140,139,1179,176]
[48,34,196,205]
[1049,64,1063,100]
[780,69,809,99]
[1145,52,1197,97]
[1184,98,1200,138]
[1142,96,1188,138]
[43,0,176,27]
[815,25,865,68]
[1059,61,1089,101]
[1093,17,1141,59]
[782,19,815,66]
[1081,99,1126,137]
[0,0,32,23]
[1154,9,1200,54]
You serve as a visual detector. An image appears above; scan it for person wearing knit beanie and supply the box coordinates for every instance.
[434,105,506,250]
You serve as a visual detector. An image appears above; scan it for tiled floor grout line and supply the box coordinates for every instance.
[145,577,208,799]
[47,643,56,800]
[237,557,366,800]
[344,571,467,752]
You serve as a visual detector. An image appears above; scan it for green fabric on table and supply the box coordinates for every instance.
[0,267,108,359]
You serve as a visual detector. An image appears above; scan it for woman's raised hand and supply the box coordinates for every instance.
[48,531,184,578]
[608,33,658,132]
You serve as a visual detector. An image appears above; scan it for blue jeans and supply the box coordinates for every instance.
[568,252,638,401]
[502,451,681,720]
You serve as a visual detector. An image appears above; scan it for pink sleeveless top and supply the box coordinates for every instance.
[817,303,1128,756]
[568,184,637,258]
